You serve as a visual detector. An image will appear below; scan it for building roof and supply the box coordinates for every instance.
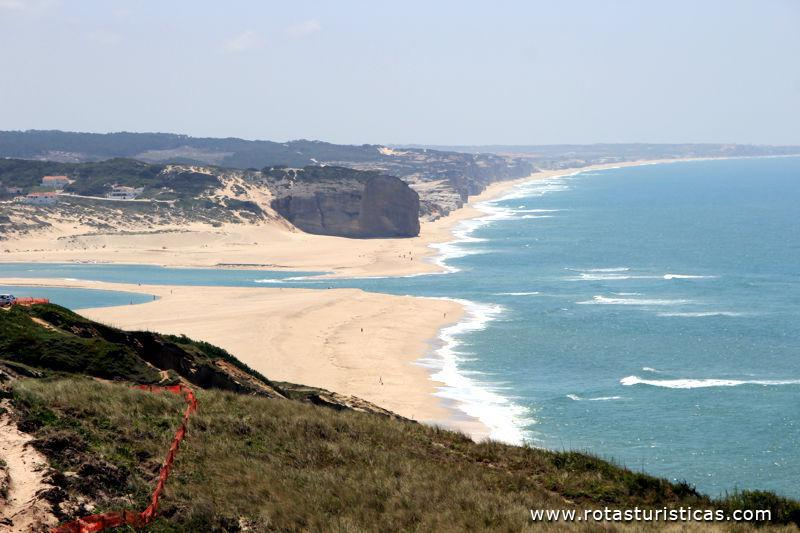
[42,175,69,182]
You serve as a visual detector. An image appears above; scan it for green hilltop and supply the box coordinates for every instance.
[1,304,798,531]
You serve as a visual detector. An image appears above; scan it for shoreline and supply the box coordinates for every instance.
[0,156,742,442]
[0,276,489,438]
[0,157,725,278]
[384,156,739,442]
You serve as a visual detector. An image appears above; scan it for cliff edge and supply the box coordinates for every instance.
[264,166,420,238]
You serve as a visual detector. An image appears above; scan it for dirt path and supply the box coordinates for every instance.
[0,401,57,531]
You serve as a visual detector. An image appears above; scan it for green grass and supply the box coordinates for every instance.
[11,379,184,520]
[12,378,800,532]
[0,305,159,383]
[5,306,798,530]
[0,304,282,395]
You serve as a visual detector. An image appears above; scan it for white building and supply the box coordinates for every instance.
[41,175,70,189]
[107,185,144,200]
[21,192,57,205]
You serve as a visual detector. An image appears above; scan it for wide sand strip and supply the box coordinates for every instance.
[0,159,695,277]
[0,278,486,438]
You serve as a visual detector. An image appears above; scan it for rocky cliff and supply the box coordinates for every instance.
[264,166,420,238]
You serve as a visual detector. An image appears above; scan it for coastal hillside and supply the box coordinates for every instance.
[2,303,798,531]
[0,158,273,239]
[405,143,800,169]
[264,166,420,238]
[0,158,422,240]
[0,130,536,219]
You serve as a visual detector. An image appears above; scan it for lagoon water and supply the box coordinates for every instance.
[0,284,153,309]
[2,157,798,498]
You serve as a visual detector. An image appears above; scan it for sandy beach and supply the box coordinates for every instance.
[0,158,703,440]
[0,159,687,278]
[0,277,485,437]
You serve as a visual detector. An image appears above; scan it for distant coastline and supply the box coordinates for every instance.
[0,156,747,278]
[0,155,779,443]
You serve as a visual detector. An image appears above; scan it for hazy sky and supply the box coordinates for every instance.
[1,0,798,145]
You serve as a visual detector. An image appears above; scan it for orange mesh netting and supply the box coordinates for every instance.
[51,384,197,533]
[10,298,50,306]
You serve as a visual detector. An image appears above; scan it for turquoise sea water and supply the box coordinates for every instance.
[0,285,153,308]
[1,157,798,498]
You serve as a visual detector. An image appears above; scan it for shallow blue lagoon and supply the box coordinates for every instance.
[2,157,798,498]
[0,285,153,309]
[0,263,321,286]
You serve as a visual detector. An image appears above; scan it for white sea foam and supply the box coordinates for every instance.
[564,267,662,282]
[497,178,572,201]
[428,240,488,274]
[569,273,657,281]
[428,176,570,273]
[588,396,624,401]
[493,291,540,296]
[567,267,630,273]
[577,295,692,306]
[620,375,800,389]
[567,394,623,401]
[418,298,531,445]
[663,274,718,280]
[253,276,325,284]
[427,203,513,273]
[657,311,746,317]
[564,268,717,282]
[416,175,570,443]
[641,367,661,373]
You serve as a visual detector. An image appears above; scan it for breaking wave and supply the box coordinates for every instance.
[663,274,718,280]
[621,376,800,389]
[419,298,532,445]
[657,311,746,317]
[493,291,540,296]
[567,394,623,401]
[577,295,693,306]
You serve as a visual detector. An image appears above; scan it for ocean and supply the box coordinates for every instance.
[1,156,798,498]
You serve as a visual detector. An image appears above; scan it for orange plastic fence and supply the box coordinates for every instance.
[11,298,50,306]
[51,384,197,533]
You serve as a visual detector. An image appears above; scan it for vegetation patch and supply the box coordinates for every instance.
[2,305,798,531]
[9,378,798,531]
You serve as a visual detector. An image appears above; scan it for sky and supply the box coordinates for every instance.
[0,0,798,146]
